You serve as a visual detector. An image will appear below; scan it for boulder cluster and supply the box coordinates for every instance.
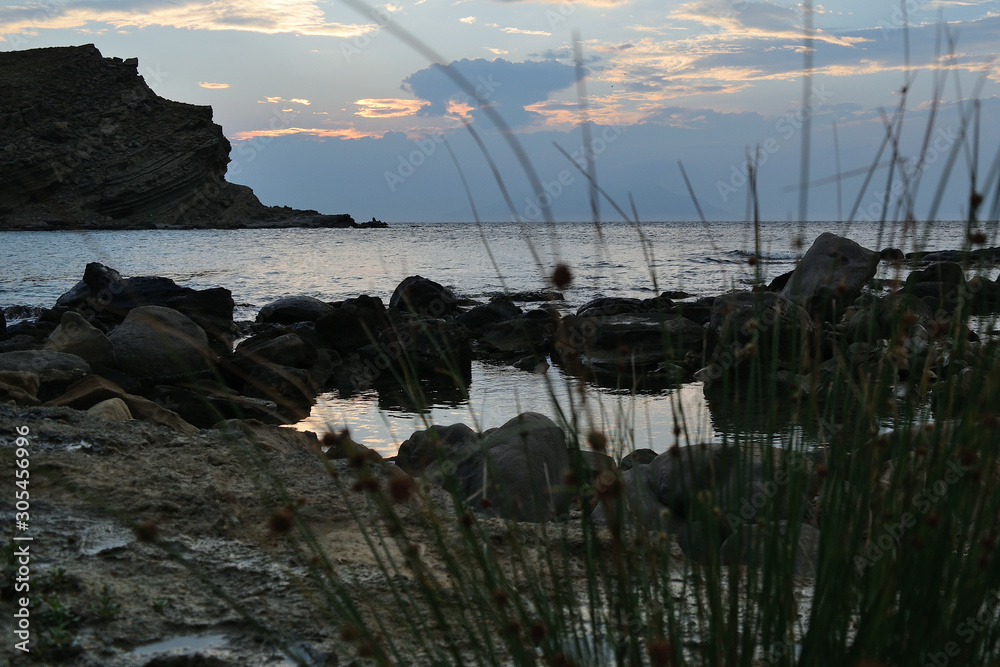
[3,231,999,576]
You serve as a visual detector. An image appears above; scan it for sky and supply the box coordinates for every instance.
[2,0,1000,222]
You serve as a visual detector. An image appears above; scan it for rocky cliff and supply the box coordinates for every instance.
[0,44,378,230]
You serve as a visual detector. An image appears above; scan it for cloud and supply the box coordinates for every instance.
[402,57,581,127]
[258,96,312,105]
[354,98,427,118]
[231,126,386,141]
[0,0,373,39]
[501,27,552,36]
[490,0,626,5]
[197,82,230,89]
[459,15,476,24]
[669,0,869,48]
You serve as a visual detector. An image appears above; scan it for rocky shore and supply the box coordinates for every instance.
[0,44,386,231]
[2,232,1000,662]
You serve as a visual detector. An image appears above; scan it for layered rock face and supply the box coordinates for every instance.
[0,44,369,229]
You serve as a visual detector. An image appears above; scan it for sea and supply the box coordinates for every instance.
[0,219,988,456]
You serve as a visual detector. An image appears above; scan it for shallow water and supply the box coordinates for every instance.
[2,220,989,456]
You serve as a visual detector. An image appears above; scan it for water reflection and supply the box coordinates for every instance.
[295,359,716,458]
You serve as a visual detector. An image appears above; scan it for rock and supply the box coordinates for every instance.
[389,276,457,317]
[43,374,199,433]
[373,315,472,388]
[167,287,237,354]
[55,264,236,352]
[396,422,479,475]
[781,232,879,320]
[592,464,669,528]
[502,290,565,303]
[43,310,116,366]
[456,297,522,332]
[0,44,354,230]
[0,370,41,406]
[704,291,813,383]
[149,384,284,427]
[576,297,648,318]
[903,261,968,313]
[0,371,40,399]
[240,363,319,421]
[646,444,816,530]
[421,413,572,522]
[620,448,658,471]
[315,295,389,351]
[512,355,548,373]
[234,332,317,369]
[108,306,213,382]
[672,296,715,325]
[841,293,935,344]
[3,320,55,342]
[0,335,41,354]
[0,350,91,400]
[0,308,5,338]
[767,269,794,292]
[880,248,905,262]
[556,313,704,389]
[720,521,820,578]
[323,430,383,464]
[87,397,132,422]
[212,419,323,454]
[480,312,558,357]
[969,275,1000,315]
[257,296,334,324]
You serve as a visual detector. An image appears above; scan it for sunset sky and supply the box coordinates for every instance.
[3,0,999,222]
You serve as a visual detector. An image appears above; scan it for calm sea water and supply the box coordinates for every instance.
[0,220,984,455]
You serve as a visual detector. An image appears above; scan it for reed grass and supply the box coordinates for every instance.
[25,2,1000,664]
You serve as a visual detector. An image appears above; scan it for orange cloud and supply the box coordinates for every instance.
[354,98,426,118]
[231,127,386,140]
[197,82,230,89]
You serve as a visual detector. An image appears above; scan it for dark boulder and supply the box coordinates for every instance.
[257,295,334,324]
[703,291,813,383]
[42,310,116,366]
[423,412,572,522]
[555,313,705,388]
[315,295,389,352]
[373,315,472,388]
[620,448,658,471]
[456,297,522,332]
[0,350,91,400]
[389,276,457,317]
[576,297,647,318]
[234,332,317,370]
[479,309,559,357]
[167,287,236,354]
[396,422,479,475]
[149,383,285,427]
[781,232,879,320]
[107,305,213,382]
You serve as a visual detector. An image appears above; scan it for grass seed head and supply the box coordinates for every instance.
[268,506,294,535]
[134,519,159,543]
[552,263,572,289]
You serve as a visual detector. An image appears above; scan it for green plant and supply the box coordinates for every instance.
[94,583,120,621]
[36,594,82,658]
